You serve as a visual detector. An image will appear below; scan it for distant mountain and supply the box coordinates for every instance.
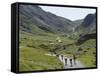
[19,5,75,35]
[74,19,83,27]
[82,14,96,27]
[75,13,96,34]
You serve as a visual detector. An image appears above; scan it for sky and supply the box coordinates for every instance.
[40,6,96,21]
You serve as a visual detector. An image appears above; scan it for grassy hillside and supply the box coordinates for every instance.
[77,39,96,67]
[19,32,65,71]
[58,39,96,67]
[19,47,63,71]
[19,30,96,71]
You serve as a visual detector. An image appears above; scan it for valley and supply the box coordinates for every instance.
[19,4,96,71]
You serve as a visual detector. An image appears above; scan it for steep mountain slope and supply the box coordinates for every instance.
[82,14,96,27]
[75,13,96,34]
[19,5,75,35]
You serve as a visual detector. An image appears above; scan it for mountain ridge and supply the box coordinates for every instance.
[19,5,76,34]
[75,13,96,34]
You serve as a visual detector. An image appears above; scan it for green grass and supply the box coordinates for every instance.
[57,39,96,67]
[19,31,96,71]
[77,39,96,67]
[19,32,72,71]
[19,47,64,71]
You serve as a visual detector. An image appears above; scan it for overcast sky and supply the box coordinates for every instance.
[40,6,96,21]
